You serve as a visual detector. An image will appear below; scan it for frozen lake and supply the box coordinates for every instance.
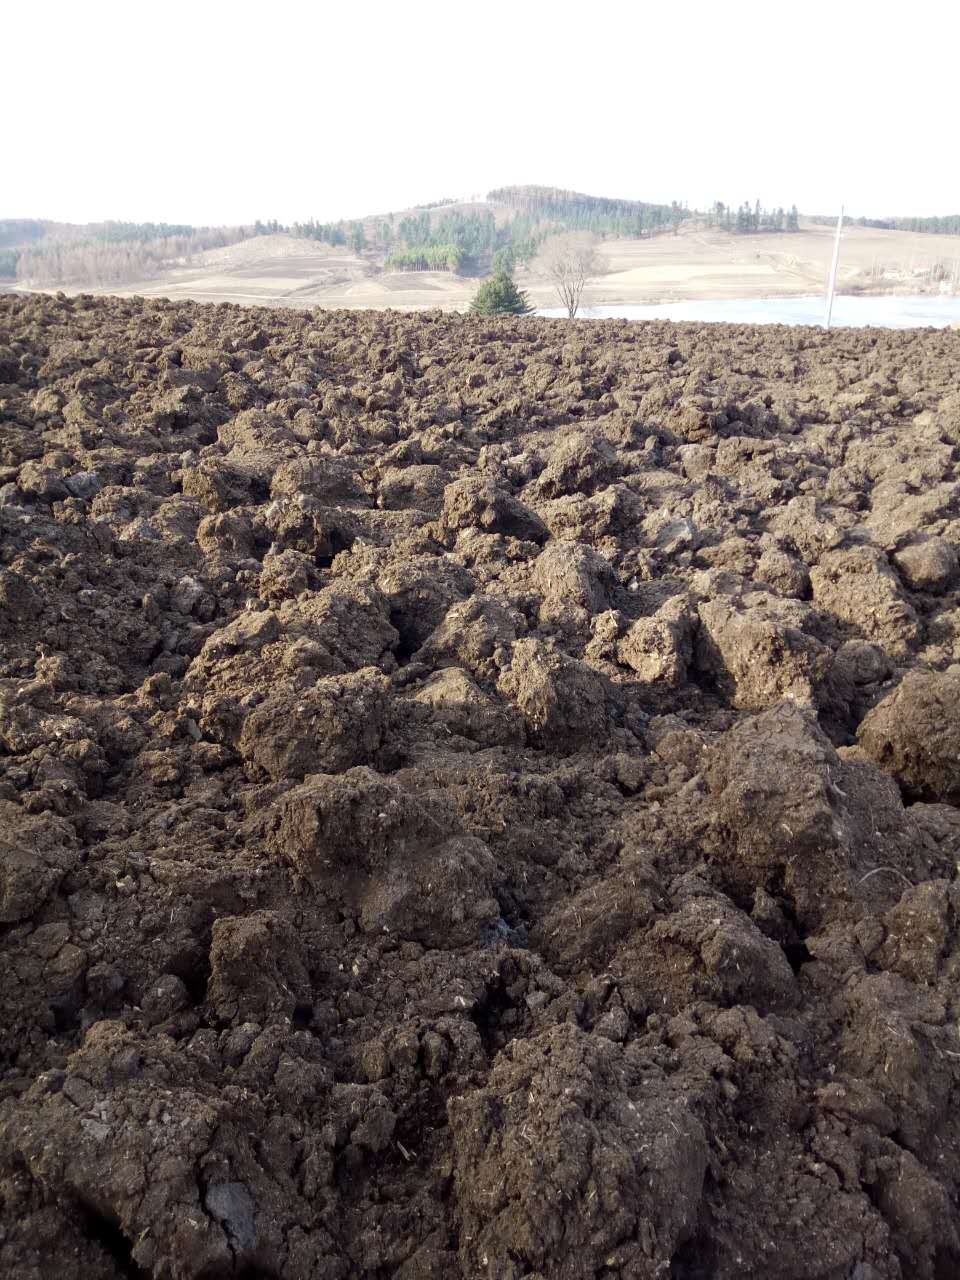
[537,295,960,329]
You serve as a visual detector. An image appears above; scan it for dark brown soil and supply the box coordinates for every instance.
[2,293,960,1279]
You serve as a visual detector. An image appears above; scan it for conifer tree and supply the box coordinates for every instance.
[492,247,516,276]
[469,270,532,316]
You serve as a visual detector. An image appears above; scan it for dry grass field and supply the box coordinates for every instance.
[565,222,960,307]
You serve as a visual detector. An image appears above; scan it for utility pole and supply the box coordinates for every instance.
[824,205,844,329]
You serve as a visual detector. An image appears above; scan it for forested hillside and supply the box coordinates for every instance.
[290,186,805,277]
[2,221,249,287]
[291,186,691,274]
[488,185,686,237]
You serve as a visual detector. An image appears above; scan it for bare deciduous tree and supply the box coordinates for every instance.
[538,234,601,318]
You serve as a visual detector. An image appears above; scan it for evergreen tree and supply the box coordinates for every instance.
[469,270,532,316]
[492,246,516,275]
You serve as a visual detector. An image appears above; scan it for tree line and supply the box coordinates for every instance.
[9,224,251,287]
[289,219,367,253]
[412,197,458,210]
[706,202,800,234]
[0,219,49,249]
[385,244,464,272]
[81,221,196,244]
[488,185,688,237]
[809,213,960,236]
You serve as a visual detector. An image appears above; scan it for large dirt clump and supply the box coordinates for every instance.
[2,292,960,1279]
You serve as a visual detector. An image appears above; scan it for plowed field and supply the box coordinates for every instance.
[2,293,960,1279]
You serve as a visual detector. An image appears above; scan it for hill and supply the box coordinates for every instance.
[3,186,960,309]
[9,220,957,313]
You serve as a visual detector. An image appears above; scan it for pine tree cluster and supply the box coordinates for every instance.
[707,202,800,234]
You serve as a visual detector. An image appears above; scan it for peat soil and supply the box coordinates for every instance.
[2,294,960,1279]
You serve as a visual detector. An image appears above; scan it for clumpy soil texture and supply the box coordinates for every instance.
[2,295,960,1280]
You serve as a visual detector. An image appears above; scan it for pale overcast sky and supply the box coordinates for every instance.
[6,0,957,226]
